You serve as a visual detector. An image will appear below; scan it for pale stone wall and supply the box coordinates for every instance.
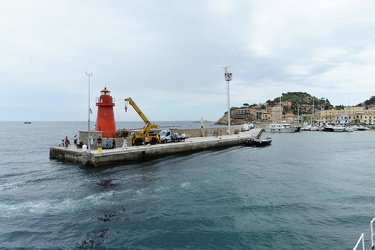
[79,125,242,148]
[79,131,131,149]
[169,125,242,138]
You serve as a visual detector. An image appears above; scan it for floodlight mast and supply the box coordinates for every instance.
[223,66,232,135]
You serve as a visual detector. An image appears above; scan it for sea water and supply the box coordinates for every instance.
[1,121,375,249]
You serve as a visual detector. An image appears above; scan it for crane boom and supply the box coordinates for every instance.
[124,97,160,145]
[125,97,151,125]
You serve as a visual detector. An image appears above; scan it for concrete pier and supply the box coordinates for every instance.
[49,128,263,167]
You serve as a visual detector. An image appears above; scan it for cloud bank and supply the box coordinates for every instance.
[1,0,375,121]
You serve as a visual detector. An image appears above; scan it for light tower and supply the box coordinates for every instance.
[95,87,116,137]
[223,66,232,135]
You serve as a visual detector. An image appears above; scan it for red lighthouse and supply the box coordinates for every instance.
[95,87,116,137]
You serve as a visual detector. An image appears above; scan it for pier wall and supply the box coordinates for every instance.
[50,128,262,167]
[169,125,242,138]
[79,125,243,149]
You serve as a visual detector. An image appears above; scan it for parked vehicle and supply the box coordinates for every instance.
[242,123,254,131]
[159,129,186,143]
[159,129,172,143]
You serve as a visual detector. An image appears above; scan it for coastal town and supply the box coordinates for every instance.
[216,92,375,127]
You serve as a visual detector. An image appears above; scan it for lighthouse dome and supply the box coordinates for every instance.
[100,87,110,95]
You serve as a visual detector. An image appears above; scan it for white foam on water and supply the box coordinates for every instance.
[180,181,191,188]
[0,181,23,191]
[0,191,119,218]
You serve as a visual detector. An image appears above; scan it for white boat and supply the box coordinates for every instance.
[310,126,319,131]
[323,124,334,132]
[333,125,345,132]
[267,123,296,133]
[351,125,358,131]
[357,125,369,131]
[300,125,311,131]
[344,126,354,132]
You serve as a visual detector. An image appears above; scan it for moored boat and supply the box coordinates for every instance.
[310,126,319,131]
[344,126,354,132]
[357,125,369,131]
[323,124,334,132]
[333,124,345,132]
[245,137,272,147]
[266,123,297,133]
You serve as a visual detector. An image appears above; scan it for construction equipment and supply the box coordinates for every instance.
[124,97,161,145]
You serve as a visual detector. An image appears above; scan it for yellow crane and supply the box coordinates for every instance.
[125,97,161,145]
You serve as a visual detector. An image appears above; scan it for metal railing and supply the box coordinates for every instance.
[371,218,375,249]
[353,233,364,250]
[353,217,375,250]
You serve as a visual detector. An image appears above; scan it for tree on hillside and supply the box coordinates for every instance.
[364,96,375,106]
[335,105,345,110]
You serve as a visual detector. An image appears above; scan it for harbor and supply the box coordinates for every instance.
[49,86,263,167]
[4,121,375,249]
[49,128,263,167]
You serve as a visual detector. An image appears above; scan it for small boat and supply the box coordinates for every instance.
[344,126,354,132]
[333,125,345,132]
[24,122,31,124]
[357,125,369,131]
[310,126,319,131]
[245,137,272,147]
[322,124,334,132]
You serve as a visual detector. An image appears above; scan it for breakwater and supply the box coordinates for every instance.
[49,128,262,167]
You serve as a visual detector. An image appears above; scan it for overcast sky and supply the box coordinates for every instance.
[1,0,375,122]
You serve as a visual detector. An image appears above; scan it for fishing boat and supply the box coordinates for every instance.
[244,137,272,147]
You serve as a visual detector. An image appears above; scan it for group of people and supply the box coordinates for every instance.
[61,135,128,150]
[96,136,116,149]
[61,135,80,148]
[61,136,70,147]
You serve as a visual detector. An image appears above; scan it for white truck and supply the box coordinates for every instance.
[159,129,186,143]
[242,123,255,131]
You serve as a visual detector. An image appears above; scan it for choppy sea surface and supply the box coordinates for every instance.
[1,121,375,249]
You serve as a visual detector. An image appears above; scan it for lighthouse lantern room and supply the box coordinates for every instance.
[95,87,116,138]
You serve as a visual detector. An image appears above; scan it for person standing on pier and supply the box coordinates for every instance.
[65,136,70,148]
[97,136,102,148]
[73,135,78,146]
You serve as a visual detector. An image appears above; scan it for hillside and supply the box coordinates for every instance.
[266,92,333,112]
